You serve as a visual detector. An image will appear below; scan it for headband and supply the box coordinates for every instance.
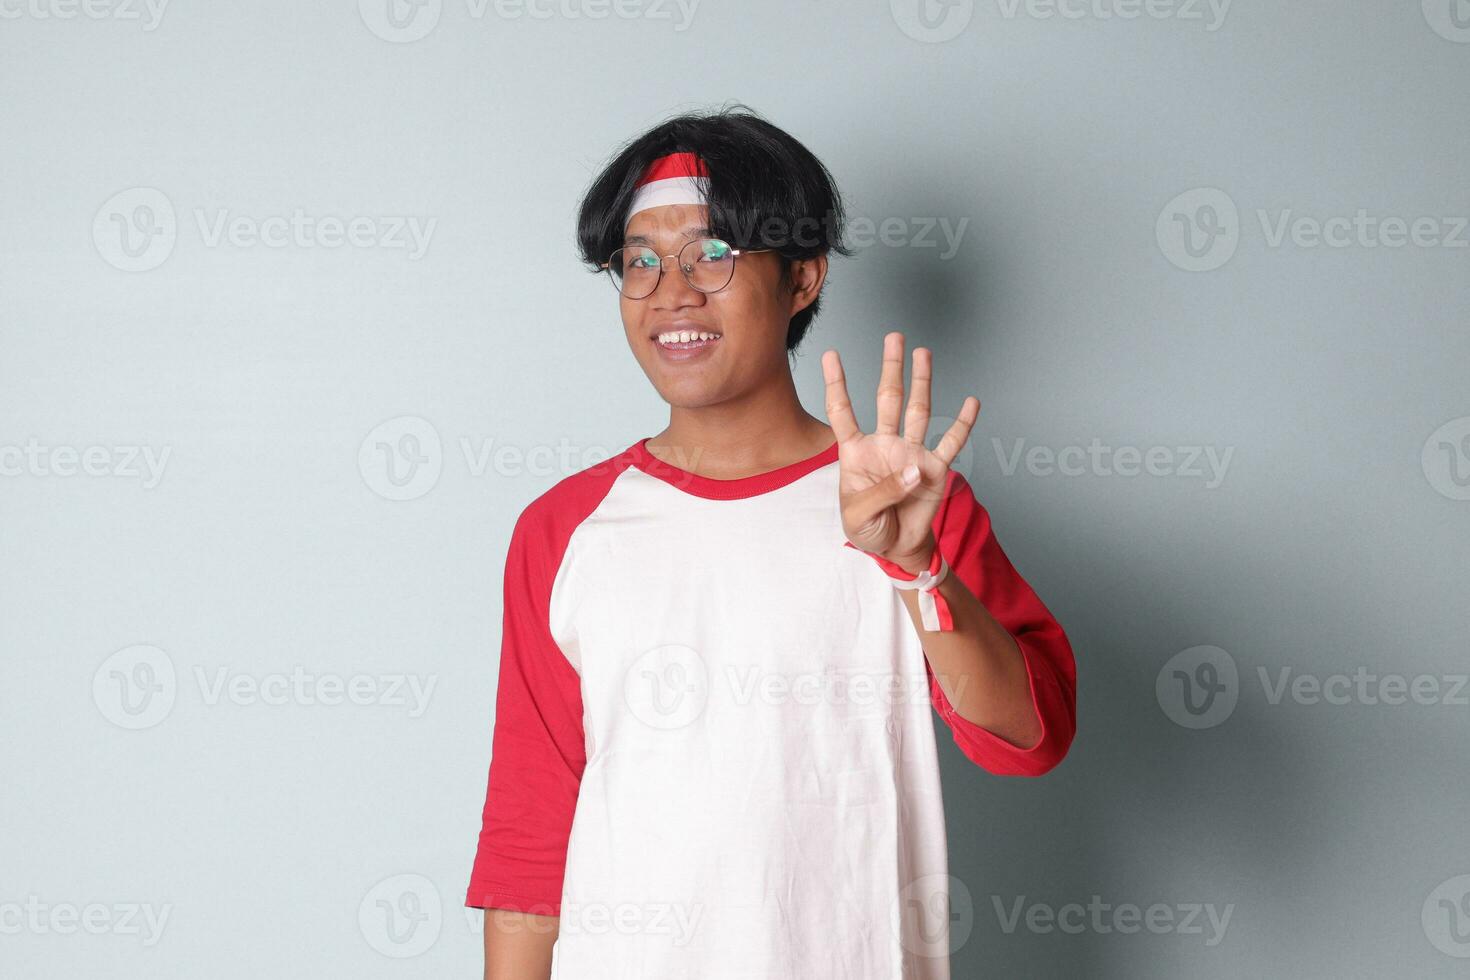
[625,152,710,230]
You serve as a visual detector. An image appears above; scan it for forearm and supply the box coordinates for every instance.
[484,909,558,980]
[893,545,1041,749]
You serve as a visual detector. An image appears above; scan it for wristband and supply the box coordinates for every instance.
[843,541,955,632]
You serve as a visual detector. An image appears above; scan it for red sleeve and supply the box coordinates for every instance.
[465,506,587,915]
[923,470,1077,776]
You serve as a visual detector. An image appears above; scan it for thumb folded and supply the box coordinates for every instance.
[848,464,922,526]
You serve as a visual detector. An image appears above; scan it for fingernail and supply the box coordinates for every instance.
[902,464,920,487]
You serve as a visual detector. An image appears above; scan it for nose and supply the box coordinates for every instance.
[650,253,706,310]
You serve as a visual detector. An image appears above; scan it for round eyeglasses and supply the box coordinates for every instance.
[601,238,772,300]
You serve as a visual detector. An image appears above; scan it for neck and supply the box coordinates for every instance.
[648,371,834,479]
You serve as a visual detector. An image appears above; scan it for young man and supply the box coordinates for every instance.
[466,109,1077,979]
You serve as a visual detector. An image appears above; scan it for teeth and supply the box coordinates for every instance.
[658,331,720,344]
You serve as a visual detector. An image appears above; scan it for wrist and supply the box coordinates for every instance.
[886,533,937,577]
[844,534,955,633]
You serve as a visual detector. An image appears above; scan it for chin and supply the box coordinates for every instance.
[653,375,730,410]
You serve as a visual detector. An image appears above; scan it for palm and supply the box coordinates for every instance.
[822,332,981,570]
[837,432,942,553]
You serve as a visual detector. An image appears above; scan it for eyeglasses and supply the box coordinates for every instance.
[601,237,773,299]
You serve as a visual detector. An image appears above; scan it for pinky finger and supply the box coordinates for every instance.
[930,396,981,467]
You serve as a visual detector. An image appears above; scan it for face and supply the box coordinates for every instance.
[616,204,824,410]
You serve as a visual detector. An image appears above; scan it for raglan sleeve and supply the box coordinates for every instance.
[465,505,587,914]
[923,470,1077,777]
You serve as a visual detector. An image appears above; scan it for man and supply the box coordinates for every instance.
[467,107,1076,979]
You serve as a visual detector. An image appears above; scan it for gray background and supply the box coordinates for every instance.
[3,0,1468,977]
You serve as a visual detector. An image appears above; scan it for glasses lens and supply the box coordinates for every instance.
[680,238,735,293]
[610,246,661,298]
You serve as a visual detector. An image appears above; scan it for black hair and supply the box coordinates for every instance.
[575,104,852,353]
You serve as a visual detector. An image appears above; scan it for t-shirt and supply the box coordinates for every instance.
[466,436,1076,979]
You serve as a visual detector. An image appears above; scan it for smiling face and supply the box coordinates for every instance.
[618,203,816,410]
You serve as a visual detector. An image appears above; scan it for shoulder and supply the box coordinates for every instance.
[510,441,643,547]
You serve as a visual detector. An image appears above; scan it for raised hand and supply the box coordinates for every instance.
[821,332,981,574]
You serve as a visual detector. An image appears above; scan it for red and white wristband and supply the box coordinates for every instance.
[843,541,955,632]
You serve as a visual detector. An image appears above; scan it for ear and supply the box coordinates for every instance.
[786,253,829,317]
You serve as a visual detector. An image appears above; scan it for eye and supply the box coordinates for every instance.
[627,250,658,269]
[697,240,732,262]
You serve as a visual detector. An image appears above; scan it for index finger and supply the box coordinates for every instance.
[821,349,864,443]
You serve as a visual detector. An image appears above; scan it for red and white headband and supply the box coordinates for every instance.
[625,152,710,230]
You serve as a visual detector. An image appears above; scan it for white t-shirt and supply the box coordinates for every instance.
[467,437,1076,979]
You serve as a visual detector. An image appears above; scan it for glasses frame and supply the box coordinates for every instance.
[600,237,774,299]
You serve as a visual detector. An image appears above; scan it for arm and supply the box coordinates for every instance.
[896,536,1042,749]
[466,505,588,975]
[889,471,1076,775]
[483,909,558,980]
[824,332,1076,776]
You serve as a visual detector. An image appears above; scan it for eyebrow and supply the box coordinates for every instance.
[623,226,716,247]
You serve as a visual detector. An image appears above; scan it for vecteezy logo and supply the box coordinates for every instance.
[1156,188,1240,272]
[1422,417,1470,501]
[1423,0,1470,43]
[1423,875,1470,957]
[890,0,974,42]
[359,0,442,42]
[623,644,709,730]
[359,874,442,957]
[93,188,177,272]
[358,416,443,501]
[93,644,177,730]
[895,873,974,959]
[1156,645,1238,729]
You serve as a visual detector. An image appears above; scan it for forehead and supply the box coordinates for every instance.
[623,203,712,246]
